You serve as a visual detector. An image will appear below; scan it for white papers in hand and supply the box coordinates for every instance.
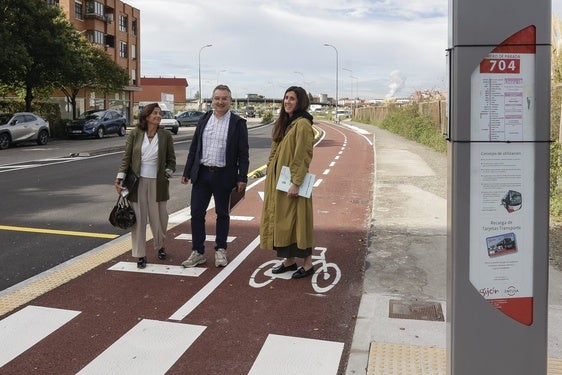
[276,165,315,198]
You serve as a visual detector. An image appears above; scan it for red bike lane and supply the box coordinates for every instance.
[0,121,374,375]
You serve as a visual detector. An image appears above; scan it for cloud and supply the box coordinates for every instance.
[124,0,449,99]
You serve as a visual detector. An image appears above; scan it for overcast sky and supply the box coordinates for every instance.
[124,0,562,100]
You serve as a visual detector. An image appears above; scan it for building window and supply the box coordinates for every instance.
[86,1,104,17]
[86,30,105,45]
[131,44,136,60]
[119,41,128,58]
[131,69,137,85]
[46,0,59,5]
[119,15,128,32]
[131,20,137,36]
[74,1,83,20]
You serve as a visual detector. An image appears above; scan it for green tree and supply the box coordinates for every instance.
[57,33,129,119]
[0,0,76,111]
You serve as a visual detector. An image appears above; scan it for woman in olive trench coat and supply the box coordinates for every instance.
[260,86,315,279]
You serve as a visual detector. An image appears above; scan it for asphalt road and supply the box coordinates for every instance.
[0,121,272,291]
[0,120,375,374]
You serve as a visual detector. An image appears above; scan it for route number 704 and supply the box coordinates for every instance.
[480,58,520,74]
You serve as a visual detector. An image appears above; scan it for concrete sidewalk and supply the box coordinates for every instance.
[343,123,562,374]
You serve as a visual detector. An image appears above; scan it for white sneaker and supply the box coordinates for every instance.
[215,248,228,267]
[181,251,206,268]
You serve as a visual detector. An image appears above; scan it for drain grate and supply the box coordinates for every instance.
[389,299,444,322]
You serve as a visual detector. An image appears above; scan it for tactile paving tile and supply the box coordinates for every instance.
[367,342,562,375]
[0,237,133,317]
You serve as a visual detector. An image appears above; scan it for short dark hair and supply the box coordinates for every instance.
[213,84,232,98]
[137,103,160,131]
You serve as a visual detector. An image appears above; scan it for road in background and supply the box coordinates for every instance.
[0,120,271,291]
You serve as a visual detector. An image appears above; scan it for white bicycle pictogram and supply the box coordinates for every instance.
[249,247,341,293]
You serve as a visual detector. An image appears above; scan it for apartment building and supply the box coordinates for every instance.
[46,0,141,122]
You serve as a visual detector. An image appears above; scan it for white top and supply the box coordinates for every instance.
[140,133,159,178]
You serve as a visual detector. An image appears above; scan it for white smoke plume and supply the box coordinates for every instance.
[386,70,405,99]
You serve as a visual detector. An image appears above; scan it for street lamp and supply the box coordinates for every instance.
[294,71,305,86]
[198,44,212,110]
[350,75,358,117]
[342,67,353,114]
[216,69,227,85]
[323,43,338,122]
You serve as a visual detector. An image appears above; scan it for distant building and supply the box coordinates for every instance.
[45,0,141,122]
[133,77,189,113]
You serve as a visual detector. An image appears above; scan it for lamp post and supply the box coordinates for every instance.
[351,75,358,117]
[198,44,212,110]
[294,70,305,86]
[323,43,338,122]
[342,67,353,115]
[216,69,227,85]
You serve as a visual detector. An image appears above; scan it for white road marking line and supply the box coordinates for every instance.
[168,207,191,225]
[329,161,336,167]
[230,215,254,221]
[174,234,236,242]
[0,305,81,367]
[169,236,261,321]
[335,155,340,160]
[108,262,207,277]
[248,334,344,375]
[314,179,323,187]
[77,319,206,375]
[323,169,330,175]
[259,191,265,201]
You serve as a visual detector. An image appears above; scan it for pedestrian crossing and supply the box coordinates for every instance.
[0,305,80,367]
[77,319,206,375]
[0,305,344,374]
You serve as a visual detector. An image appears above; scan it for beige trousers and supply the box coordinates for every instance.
[130,177,168,258]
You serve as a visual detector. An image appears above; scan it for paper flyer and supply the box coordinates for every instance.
[276,165,315,198]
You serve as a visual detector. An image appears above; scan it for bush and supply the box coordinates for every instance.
[551,142,562,219]
[262,110,274,124]
[379,104,447,153]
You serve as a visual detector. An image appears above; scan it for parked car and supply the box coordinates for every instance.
[160,110,179,134]
[0,112,50,150]
[175,110,205,127]
[66,109,127,139]
[245,106,255,118]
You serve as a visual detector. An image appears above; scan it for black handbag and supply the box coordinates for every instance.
[109,195,136,229]
[122,167,139,192]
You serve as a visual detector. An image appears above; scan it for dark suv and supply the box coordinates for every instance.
[66,109,127,139]
[245,106,255,118]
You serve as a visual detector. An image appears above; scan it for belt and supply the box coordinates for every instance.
[202,165,225,172]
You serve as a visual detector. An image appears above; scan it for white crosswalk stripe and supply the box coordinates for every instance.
[77,319,206,375]
[0,305,80,367]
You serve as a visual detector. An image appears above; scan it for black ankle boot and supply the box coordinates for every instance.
[137,257,147,269]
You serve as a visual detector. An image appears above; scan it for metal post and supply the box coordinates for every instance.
[448,0,550,373]
[198,44,212,110]
[324,43,338,122]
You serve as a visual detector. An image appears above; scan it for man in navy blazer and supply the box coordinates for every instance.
[181,84,249,268]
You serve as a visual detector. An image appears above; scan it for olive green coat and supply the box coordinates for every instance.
[260,117,314,250]
[118,127,176,202]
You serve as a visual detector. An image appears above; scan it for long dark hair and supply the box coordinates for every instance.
[137,103,160,131]
[272,86,310,142]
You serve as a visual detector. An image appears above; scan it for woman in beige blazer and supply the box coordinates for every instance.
[115,103,176,268]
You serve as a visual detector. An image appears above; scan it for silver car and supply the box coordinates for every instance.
[0,112,50,150]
